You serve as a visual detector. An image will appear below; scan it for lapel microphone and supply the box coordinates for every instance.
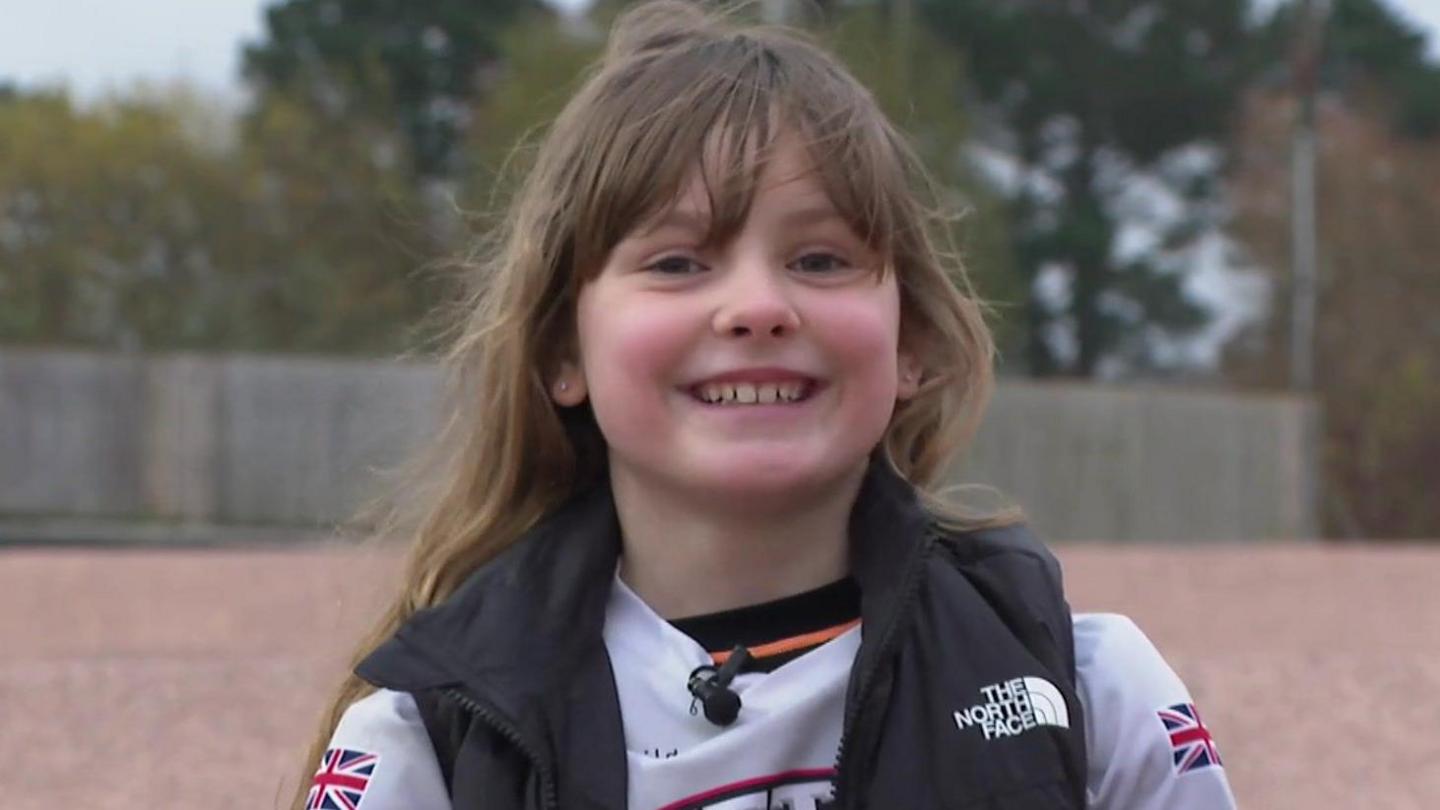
[687,645,753,727]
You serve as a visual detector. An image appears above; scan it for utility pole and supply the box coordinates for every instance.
[1290,0,1329,391]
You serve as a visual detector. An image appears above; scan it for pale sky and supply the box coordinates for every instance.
[1,0,1438,104]
[0,0,583,103]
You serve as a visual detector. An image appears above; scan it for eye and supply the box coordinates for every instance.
[788,251,853,274]
[645,255,706,275]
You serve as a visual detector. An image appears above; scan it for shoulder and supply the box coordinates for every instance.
[935,520,1056,565]
[306,689,451,810]
[931,521,1066,599]
[332,688,433,746]
[1072,614,1237,810]
[931,521,1070,628]
[1073,613,1184,699]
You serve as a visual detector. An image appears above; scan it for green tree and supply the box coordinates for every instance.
[460,7,604,208]
[242,0,546,181]
[0,89,244,348]
[1257,0,1440,137]
[229,92,441,353]
[921,0,1258,377]
[0,87,438,353]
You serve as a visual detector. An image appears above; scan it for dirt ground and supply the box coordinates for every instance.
[2,542,1436,809]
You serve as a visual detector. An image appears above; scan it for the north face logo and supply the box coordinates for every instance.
[953,677,1070,740]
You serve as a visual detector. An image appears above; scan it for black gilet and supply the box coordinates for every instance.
[356,460,1088,809]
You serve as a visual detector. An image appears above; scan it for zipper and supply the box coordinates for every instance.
[443,686,559,810]
[829,533,933,809]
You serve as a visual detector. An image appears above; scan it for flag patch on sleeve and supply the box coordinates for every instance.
[307,747,379,809]
[1156,702,1223,775]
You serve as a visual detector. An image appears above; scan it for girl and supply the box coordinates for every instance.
[298,2,1237,809]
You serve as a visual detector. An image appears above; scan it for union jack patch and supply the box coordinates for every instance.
[307,747,379,809]
[1157,702,1222,775]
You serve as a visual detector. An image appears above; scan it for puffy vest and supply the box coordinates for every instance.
[357,460,1088,809]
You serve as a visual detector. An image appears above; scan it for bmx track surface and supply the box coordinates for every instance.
[2,543,1436,808]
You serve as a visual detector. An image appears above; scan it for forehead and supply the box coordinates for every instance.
[631,132,842,237]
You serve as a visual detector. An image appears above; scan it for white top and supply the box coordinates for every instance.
[312,579,1237,810]
[604,577,856,809]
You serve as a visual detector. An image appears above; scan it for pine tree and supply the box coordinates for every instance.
[242,0,545,180]
[923,0,1258,377]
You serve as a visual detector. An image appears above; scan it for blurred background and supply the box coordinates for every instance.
[1,0,1437,807]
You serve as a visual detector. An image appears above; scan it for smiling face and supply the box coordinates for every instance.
[554,134,920,509]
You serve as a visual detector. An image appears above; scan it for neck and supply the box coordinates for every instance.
[610,463,866,619]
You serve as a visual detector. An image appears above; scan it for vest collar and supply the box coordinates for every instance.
[356,455,934,726]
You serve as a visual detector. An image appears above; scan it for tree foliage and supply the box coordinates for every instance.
[1227,91,1440,538]
[0,90,244,348]
[921,0,1259,377]
[0,88,436,353]
[459,7,605,209]
[1223,0,1440,538]
[1256,0,1440,138]
[242,0,545,179]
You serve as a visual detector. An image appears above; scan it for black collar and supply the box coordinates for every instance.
[356,454,935,728]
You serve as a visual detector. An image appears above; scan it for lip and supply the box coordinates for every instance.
[684,367,820,387]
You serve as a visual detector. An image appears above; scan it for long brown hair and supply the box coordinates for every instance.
[292,2,1014,803]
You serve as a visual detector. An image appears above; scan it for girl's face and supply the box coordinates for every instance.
[558,135,920,508]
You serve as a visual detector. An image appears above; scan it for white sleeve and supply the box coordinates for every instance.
[305,689,452,810]
[1074,613,1237,810]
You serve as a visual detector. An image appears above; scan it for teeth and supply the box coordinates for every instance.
[695,380,810,405]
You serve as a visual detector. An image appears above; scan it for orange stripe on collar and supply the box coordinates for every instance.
[709,618,861,665]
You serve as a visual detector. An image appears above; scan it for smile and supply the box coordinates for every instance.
[689,379,819,405]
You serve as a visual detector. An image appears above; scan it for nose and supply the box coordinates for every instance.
[711,262,801,339]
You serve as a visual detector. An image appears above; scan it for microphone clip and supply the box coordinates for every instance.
[687,645,752,727]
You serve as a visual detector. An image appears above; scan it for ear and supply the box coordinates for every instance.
[896,349,923,402]
[550,360,589,407]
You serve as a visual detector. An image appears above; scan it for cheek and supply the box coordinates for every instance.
[815,287,903,390]
[576,290,695,411]
[821,290,906,442]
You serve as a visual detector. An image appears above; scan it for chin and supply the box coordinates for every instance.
[684,454,865,507]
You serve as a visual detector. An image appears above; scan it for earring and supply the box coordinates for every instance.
[558,381,568,392]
